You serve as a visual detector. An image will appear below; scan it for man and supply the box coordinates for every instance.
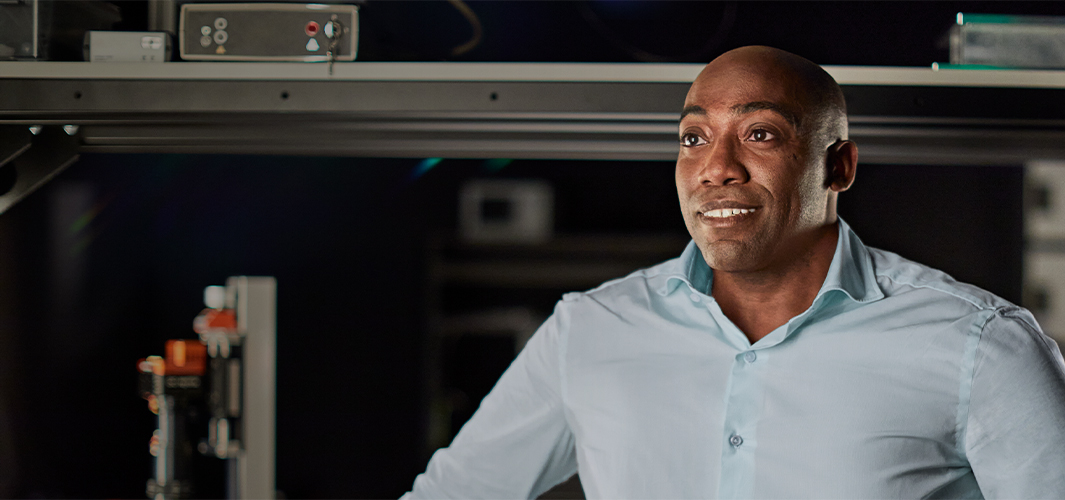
[403,46,1065,498]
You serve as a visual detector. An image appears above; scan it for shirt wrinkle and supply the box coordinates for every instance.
[995,306,1059,355]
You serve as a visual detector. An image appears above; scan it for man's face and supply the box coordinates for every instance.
[676,60,835,273]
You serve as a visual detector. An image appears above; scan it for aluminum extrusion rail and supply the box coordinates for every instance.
[2,62,1065,164]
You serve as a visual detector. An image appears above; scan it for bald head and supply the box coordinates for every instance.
[693,46,848,148]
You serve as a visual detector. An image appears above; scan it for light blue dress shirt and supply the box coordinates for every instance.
[404,219,1065,499]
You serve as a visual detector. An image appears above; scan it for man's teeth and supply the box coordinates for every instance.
[702,208,756,218]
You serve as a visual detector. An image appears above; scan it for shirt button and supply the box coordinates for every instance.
[689,293,701,302]
[730,435,744,447]
[744,351,757,363]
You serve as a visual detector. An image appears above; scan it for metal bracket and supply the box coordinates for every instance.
[0,125,32,169]
[0,125,80,215]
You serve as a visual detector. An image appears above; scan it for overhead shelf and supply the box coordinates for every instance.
[2,61,1065,164]
[6,61,1065,86]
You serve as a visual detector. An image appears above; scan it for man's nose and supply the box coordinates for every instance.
[699,138,749,186]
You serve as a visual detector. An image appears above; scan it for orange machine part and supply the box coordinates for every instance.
[164,339,207,375]
[193,308,237,334]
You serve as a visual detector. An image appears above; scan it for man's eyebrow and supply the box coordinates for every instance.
[680,105,706,120]
[730,101,800,129]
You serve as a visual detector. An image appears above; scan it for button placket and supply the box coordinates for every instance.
[718,347,763,499]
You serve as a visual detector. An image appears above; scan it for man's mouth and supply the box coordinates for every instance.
[701,208,757,219]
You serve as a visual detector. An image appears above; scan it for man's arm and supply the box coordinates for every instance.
[966,307,1065,498]
[402,304,577,500]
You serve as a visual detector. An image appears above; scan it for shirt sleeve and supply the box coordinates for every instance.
[966,307,1065,498]
[401,303,578,500]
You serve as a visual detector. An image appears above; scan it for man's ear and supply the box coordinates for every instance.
[825,140,858,192]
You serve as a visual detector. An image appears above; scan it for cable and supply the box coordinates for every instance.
[448,0,483,57]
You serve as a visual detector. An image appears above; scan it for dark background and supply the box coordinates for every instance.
[0,1,1053,498]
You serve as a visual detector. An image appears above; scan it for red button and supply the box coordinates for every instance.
[305,21,319,36]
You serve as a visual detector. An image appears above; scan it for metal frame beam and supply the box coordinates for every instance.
[1,61,1064,172]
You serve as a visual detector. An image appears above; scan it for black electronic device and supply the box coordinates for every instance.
[178,3,358,61]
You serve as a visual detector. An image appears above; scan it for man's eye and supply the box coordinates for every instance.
[747,129,775,142]
[680,133,706,147]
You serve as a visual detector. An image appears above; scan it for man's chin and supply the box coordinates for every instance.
[699,241,765,273]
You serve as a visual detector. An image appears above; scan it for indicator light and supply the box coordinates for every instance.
[305,21,319,37]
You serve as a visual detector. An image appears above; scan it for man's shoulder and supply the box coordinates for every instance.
[560,255,683,305]
[866,245,1015,312]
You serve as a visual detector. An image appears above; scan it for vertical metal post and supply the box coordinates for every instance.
[154,392,175,499]
[31,0,39,59]
[229,276,276,500]
[147,0,177,35]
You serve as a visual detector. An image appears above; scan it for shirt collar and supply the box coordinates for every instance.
[819,218,885,303]
[656,218,885,304]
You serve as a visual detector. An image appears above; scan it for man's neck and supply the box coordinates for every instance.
[710,223,840,344]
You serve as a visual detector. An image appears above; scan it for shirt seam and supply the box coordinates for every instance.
[554,302,579,494]
[567,268,685,299]
[557,301,571,424]
[955,308,995,463]
[874,271,993,312]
